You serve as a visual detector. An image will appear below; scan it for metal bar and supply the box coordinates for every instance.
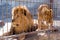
[50,0,53,8]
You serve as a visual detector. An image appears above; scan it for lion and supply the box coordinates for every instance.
[37,4,53,30]
[11,6,34,34]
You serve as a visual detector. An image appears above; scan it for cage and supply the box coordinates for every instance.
[0,0,60,40]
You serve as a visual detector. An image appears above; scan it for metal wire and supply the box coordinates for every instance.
[0,0,60,40]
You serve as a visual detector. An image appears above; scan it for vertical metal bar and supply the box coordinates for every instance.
[10,0,12,39]
[23,0,24,32]
[11,0,12,22]
[29,0,31,32]
[15,0,16,6]
[33,0,35,31]
[19,0,20,5]
[47,0,53,40]
[50,0,53,8]
[1,0,4,39]
[1,0,4,33]
[6,0,8,39]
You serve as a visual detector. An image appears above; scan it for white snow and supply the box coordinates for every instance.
[0,19,60,36]
[0,22,11,36]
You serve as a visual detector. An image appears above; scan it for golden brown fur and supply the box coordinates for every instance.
[37,4,53,30]
[11,5,34,34]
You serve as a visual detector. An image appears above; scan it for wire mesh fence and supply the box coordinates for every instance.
[0,0,60,40]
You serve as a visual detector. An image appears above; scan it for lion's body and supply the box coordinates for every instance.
[38,4,53,30]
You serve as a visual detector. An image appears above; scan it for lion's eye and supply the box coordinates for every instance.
[24,12,26,16]
[23,10,26,16]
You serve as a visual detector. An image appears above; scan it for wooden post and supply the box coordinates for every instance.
[50,0,53,8]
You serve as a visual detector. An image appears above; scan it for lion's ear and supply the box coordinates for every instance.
[50,9,53,15]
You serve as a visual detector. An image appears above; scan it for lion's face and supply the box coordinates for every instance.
[38,4,53,22]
